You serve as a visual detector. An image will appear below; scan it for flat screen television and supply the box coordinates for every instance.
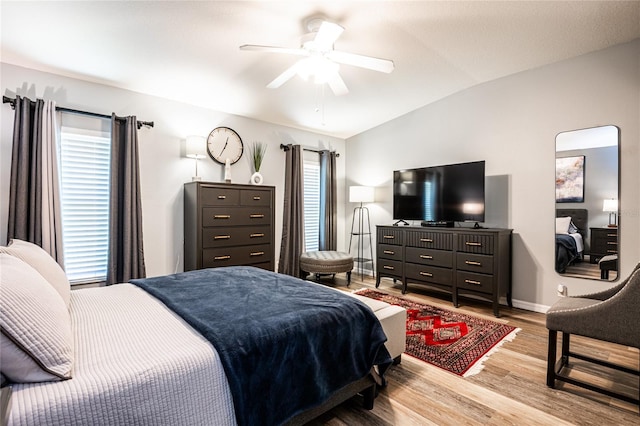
[393,160,485,223]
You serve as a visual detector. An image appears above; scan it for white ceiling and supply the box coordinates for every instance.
[2,1,639,139]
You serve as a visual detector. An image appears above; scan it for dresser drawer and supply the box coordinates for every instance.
[406,231,453,250]
[200,187,239,206]
[405,247,453,268]
[456,253,494,274]
[377,259,403,277]
[405,263,453,287]
[377,228,403,246]
[378,244,403,261]
[457,233,495,255]
[202,244,272,267]
[456,271,494,294]
[240,189,272,206]
[203,207,271,227]
[202,226,271,248]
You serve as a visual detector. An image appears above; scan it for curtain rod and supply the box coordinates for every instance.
[279,143,340,157]
[2,96,154,130]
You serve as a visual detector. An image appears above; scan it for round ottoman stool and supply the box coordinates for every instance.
[299,251,354,286]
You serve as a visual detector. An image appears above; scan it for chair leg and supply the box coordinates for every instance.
[561,332,570,365]
[547,329,557,388]
[347,271,351,286]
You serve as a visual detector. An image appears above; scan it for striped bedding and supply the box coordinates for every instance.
[8,284,237,426]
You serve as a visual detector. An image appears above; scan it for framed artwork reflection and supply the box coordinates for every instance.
[556,155,585,203]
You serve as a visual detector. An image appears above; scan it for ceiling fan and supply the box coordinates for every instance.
[240,18,394,96]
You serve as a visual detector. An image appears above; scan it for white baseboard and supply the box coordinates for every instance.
[511,299,549,314]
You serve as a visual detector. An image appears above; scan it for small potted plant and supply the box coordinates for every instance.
[250,141,267,185]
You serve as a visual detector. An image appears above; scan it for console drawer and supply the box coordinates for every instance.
[406,247,453,268]
[457,271,494,294]
[406,230,453,250]
[457,233,495,255]
[378,259,403,277]
[456,253,494,274]
[240,189,272,206]
[405,263,453,287]
[202,225,271,248]
[202,244,271,267]
[200,187,239,206]
[377,228,403,246]
[203,207,271,227]
[378,244,403,261]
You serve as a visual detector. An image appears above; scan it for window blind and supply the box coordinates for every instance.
[59,126,111,284]
[303,161,320,252]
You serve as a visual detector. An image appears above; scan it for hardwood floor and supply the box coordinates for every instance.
[308,275,639,425]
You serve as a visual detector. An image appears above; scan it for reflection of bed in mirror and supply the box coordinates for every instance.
[555,208,588,273]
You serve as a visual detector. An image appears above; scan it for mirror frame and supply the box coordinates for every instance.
[555,125,620,281]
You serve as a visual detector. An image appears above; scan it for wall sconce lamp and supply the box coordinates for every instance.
[602,198,618,227]
[186,135,207,181]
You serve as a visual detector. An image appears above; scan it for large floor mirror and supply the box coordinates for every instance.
[555,125,619,281]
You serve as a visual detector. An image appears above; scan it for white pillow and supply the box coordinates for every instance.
[0,254,73,383]
[555,217,572,235]
[0,239,70,308]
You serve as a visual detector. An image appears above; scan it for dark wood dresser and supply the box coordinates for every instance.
[184,182,275,271]
[589,227,618,263]
[376,225,512,317]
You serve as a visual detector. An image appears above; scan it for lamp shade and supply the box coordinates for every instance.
[602,199,618,212]
[186,135,207,159]
[349,186,374,203]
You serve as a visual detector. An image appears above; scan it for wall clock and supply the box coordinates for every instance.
[206,127,244,165]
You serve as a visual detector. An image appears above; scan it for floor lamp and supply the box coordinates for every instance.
[349,186,375,280]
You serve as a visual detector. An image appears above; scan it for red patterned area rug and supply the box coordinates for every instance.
[355,289,520,377]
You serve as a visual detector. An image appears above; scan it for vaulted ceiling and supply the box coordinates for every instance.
[2,1,639,138]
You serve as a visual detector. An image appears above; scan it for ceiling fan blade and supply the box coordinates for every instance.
[327,50,394,73]
[266,63,300,89]
[327,73,349,96]
[240,44,308,57]
[314,21,344,49]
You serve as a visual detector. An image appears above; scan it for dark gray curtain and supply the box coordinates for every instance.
[7,96,44,246]
[106,114,146,285]
[278,144,304,276]
[318,150,337,250]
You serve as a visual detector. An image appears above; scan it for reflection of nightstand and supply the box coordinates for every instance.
[589,227,618,264]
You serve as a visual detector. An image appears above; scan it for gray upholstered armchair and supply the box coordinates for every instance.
[546,262,640,406]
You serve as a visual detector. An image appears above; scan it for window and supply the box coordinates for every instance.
[303,159,320,252]
[59,123,111,284]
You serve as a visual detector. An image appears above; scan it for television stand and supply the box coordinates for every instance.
[393,219,409,226]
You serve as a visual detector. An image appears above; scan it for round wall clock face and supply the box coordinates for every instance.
[206,127,243,165]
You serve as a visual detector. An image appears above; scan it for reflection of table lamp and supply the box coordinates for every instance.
[463,202,484,228]
[602,198,618,227]
[186,136,207,181]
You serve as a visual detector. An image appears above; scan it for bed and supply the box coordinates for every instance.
[0,241,391,426]
[555,208,588,273]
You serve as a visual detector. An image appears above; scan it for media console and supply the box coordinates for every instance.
[376,225,513,317]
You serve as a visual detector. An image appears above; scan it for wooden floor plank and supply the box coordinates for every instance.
[312,275,639,425]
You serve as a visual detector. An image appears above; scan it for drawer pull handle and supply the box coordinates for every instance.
[383,250,395,255]
[607,242,617,245]
[465,242,482,247]
[465,279,482,285]
[607,250,617,253]
[250,214,265,219]
[420,238,433,243]
[214,255,231,261]
[253,196,261,200]
[214,235,231,240]
[214,215,231,219]
[419,271,433,277]
[383,265,395,270]
[250,233,265,238]
[420,255,433,259]
[217,195,226,199]
[607,234,616,237]
[465,260,482,266]
[383,235,395,239]
[250,251,265,256]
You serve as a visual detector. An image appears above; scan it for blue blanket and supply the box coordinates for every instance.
[130,266,391,426]
[556,234,579,273]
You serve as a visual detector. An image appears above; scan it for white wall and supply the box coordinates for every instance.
[0,63,346,277]
[345,39,640,311]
